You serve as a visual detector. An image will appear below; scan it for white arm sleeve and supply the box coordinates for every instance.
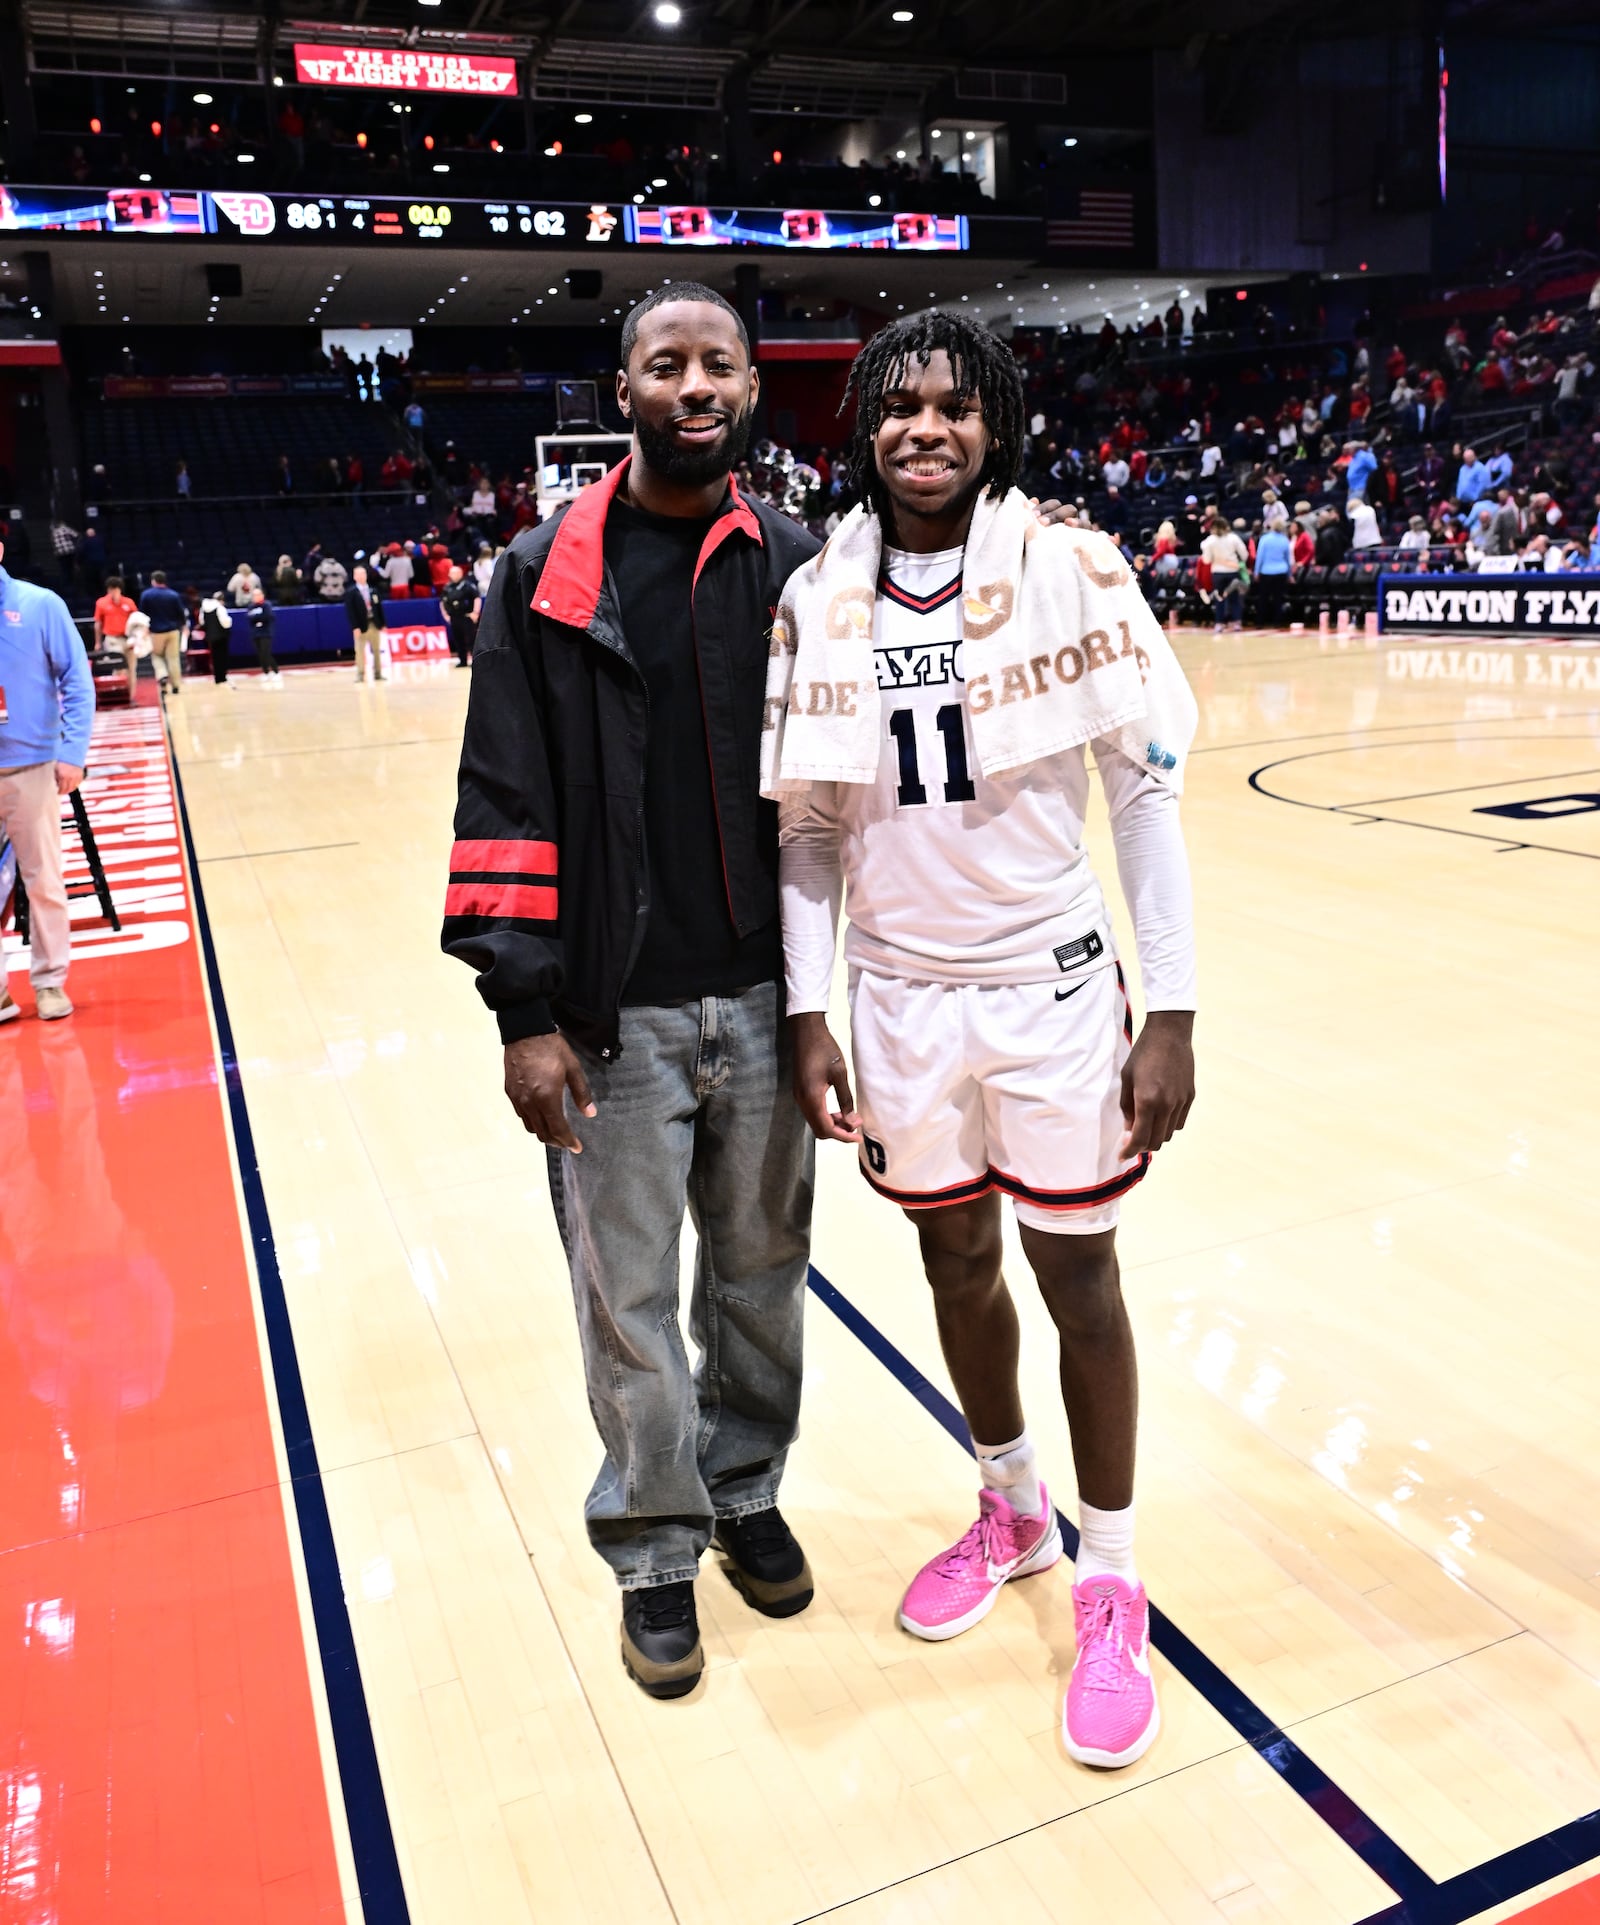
[1095,744,1198,1012]
[777,798,843,1015]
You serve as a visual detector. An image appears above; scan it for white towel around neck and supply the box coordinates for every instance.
[761,488,1197,797]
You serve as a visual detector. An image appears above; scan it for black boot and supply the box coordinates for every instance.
[621,1581,703,1699]
[714,1508,814,1618]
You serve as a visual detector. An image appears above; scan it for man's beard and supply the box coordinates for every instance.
[634,399,756,486]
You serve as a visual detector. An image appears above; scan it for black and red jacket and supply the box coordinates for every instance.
[441,457,819,1059]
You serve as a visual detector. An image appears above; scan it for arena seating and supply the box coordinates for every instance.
[418,393,561,488]
[90,498,423,602]
[83,394,399,503]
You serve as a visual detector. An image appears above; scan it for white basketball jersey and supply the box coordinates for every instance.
[812,543,1117,987]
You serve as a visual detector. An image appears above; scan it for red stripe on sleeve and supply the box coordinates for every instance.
[444,881,558,922]
[449,838,558,876]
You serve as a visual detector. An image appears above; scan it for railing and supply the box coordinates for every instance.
[91,487,425,511]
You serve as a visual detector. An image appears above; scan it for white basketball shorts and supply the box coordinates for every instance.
[847,961,1149,1235]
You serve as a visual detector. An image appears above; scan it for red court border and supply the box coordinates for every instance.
[0,703,345,1920]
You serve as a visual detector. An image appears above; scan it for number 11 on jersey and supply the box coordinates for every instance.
[888,704,977,808]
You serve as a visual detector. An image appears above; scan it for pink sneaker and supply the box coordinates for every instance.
[1063,1574,1159,1767]
[897,1487,1062,1642]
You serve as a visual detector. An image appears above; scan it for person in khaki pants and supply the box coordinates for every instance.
[137,569,189,694]
[0,532,94,1024]
[344,566,386,682]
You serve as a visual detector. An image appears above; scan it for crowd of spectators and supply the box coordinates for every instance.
[986,291,1600,624]
[48,278,1600,662]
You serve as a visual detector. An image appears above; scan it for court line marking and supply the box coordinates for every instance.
[1248,743,1600,862]
[160,660,1595,1923]
[170,724,413,1925]
[805,1265,1600,1925]
[198,841,361,863]
[182,735,456,766]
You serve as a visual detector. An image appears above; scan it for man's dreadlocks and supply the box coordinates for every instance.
[840,310,1025,526]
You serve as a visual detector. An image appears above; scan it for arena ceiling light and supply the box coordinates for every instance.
[892,7,914,17]
[433,163,450,173]
[574,113,593,125]
[1063,137,1078,148]
[237,153,255,163]
[655,3,682,20]
[193,92,213,105]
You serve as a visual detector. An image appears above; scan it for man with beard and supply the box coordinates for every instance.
[442,283,820,1701]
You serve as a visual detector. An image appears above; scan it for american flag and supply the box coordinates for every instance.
[1046,190,1136,250]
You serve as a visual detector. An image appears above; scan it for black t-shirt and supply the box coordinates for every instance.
[603,495,782,1006]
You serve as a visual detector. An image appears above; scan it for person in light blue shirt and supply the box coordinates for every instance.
[1484,449,1514,490]
[1345,443,1377,499]
[1252,525,1294,628]
[0,536,94,1023]
[1455,448,1491,504]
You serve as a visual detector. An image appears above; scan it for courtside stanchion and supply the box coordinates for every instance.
[70,789,121,931]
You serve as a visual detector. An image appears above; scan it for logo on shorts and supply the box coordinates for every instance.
[1053,930,1103,973]
[860,1133,888,1175]
[4,609,19,623]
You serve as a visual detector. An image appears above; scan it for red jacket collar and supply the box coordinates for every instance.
[532,454,764,630]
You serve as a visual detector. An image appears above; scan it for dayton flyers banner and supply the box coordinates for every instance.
[293,42,517,95]
[1380,572,1600,636]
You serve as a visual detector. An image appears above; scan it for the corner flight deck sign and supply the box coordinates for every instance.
[292,43,518,95]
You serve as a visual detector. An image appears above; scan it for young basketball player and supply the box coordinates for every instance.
[766,313,1198,1767]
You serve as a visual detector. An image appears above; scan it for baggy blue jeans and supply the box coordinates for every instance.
[547,982,814,1590]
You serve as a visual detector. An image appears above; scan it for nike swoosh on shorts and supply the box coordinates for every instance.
[1054,982,1089,1002]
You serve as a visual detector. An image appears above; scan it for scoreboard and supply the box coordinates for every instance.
[626,206,967,251]
[0,183,972,253]
[0,184,622,247]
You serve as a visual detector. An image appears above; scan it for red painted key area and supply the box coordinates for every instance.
[0,708,343,1921]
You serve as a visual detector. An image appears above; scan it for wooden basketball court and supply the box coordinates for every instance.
[9,627,1600,1923]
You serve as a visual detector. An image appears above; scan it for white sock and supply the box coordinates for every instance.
[974,1431,1043,1520]
[1075,1499,1138,1586]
